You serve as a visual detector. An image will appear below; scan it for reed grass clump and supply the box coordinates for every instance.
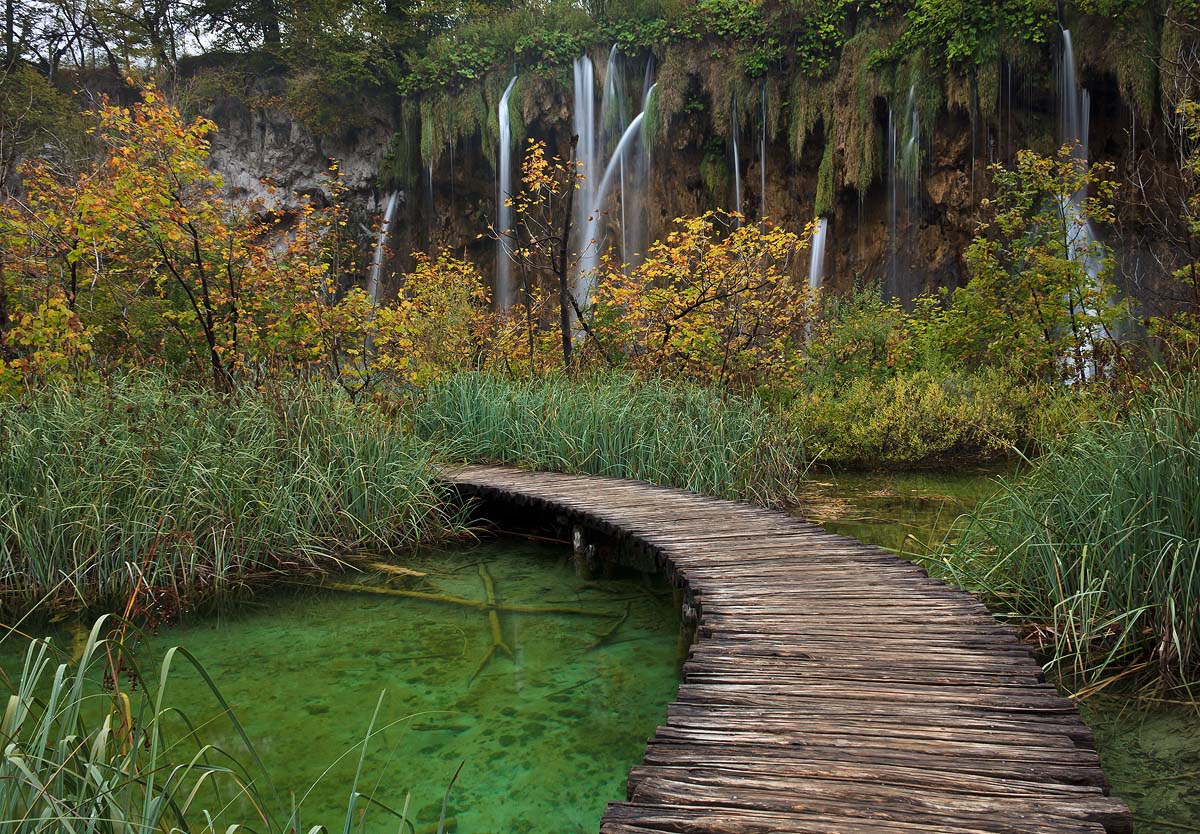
[0,373,457,619]
[930,374,1200,689]
[413,371,809,505]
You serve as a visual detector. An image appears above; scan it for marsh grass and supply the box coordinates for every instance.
[0,373,460,619]
[0,616,432,834]
[929,374,1200,690]
[413,372,809,505]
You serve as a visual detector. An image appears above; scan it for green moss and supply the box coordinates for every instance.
[700,141,731,199]
[788,74,833,160]
[643,83,662,149]
[815,140,837,217]
[379,104,422,191]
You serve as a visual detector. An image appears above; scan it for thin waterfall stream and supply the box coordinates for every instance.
[367,191,399,304]
[496,75,519,310]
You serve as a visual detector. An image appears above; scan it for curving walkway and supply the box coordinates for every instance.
[444,465,1132,834]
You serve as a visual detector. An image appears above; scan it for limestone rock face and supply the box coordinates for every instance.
[193,61,1183,317]
[205,96,393,210]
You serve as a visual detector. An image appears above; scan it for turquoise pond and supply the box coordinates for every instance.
[0,539,685,833]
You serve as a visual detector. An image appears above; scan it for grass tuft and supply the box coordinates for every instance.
[413,371,809,505]
[929,373,1200,690]
[0,373,458,619]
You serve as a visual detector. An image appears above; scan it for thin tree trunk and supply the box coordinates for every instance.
[557,136,578,372]
[0,253,10,359]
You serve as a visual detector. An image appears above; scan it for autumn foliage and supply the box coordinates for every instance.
[592,211,814,387]
[0,84,365,392]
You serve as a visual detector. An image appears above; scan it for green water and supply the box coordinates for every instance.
[1082,699,1200,833]
[1,539,684,833]
[797,469,1200,833]
[796,467,1008,554]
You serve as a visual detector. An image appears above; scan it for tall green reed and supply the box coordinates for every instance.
[930,373,1200,690]
[412,372,809,505]
[0,373,459,618]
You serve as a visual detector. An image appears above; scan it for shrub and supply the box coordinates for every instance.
[789,368,1077,467]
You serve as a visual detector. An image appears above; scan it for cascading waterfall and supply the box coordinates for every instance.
[573,55,600,284]
[1060,29,1090,161]
[731,91,743,222]
[887,86,922,302]
[600,46,628,265]
[625,70,656,270]
[367,190,399,305]
[496,75,518,310]
[578,113,646,305]
[1059,28,1103,377]
[888,103,898,298]
[760,82,767,223]
[573,48,657,301]
[808,217,829,291]
[1060,27,1098,281]
[426,161,435,252]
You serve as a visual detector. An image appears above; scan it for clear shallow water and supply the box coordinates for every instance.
[796,469,1200,833]
[1081,699,1200,834]
[1,539,684,833]
[796,468,1008,555]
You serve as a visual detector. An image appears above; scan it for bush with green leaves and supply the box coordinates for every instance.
[789,368,1088,467]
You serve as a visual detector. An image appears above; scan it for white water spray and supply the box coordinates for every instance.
[577,113,646,305]
[731,91,742,221]
[496,75,518,310]
[367,190,399,304]
[1059,28,1103,378]
[808,217,829,292]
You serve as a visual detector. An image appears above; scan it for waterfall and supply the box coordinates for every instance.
[573,55,600,286]
[1059,28,1103,378]
[574,48,656,297]
[809,217,829,291]
[600,46,628,264]
[578,113,646,305]
[496,75,518,310]
[760,83,767,223]
[731,91,742,221]
[887,103,898,298]
[1060,30,1090,159]
[626,71,656,270]
[887,86,921,303]
[367,191,399,304]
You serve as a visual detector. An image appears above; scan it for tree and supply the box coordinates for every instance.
[591,210,811,388]
[372,251,494,387]
[1,82,366,389]
[950,146,1123,383]
[496,137,581,372]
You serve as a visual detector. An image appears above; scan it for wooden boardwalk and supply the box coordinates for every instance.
[444,465,1132,834]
